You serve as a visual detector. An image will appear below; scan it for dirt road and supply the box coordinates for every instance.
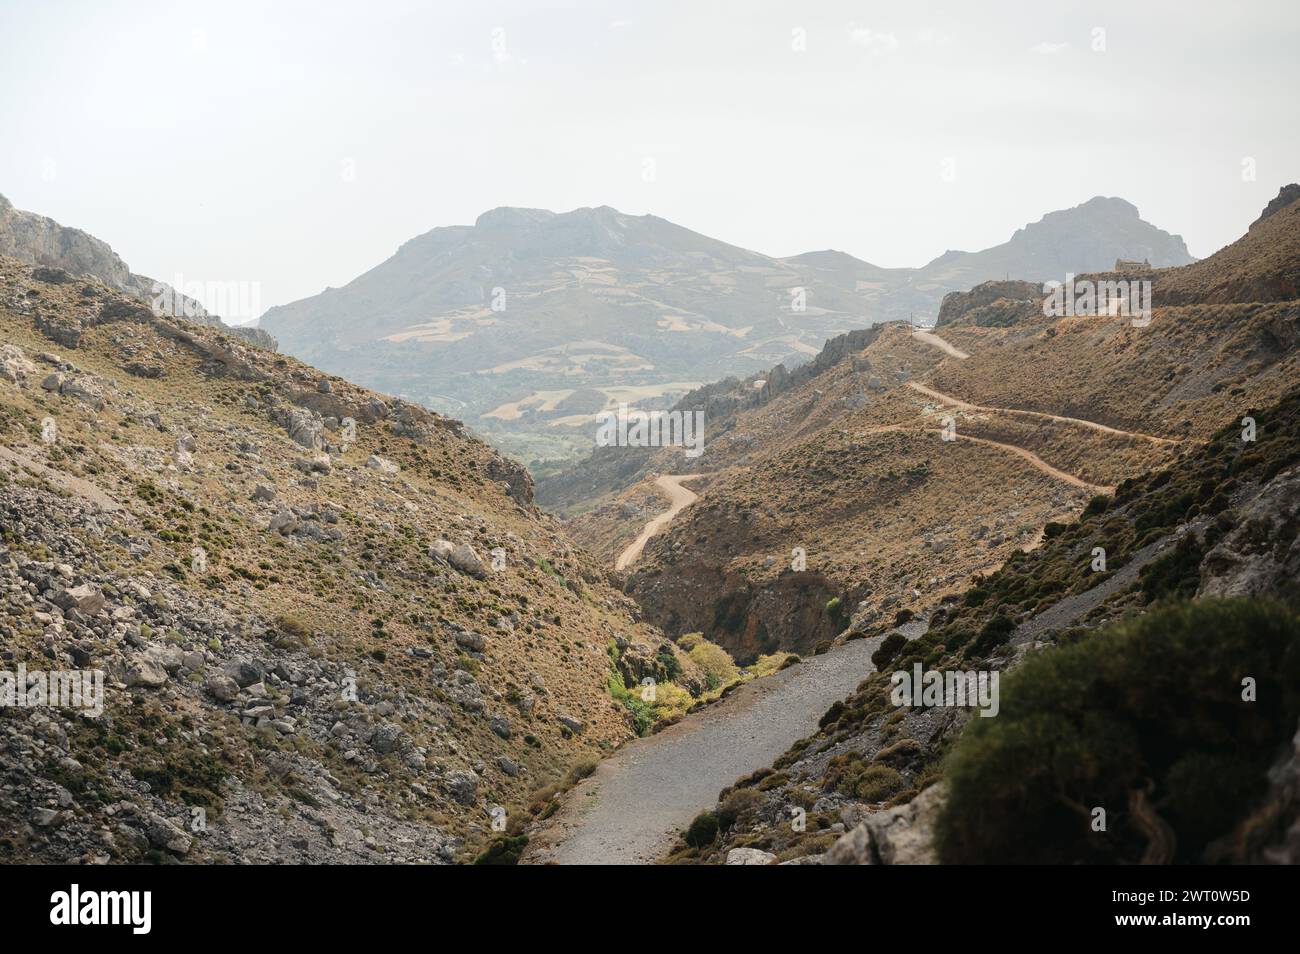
[910,328,970,360]
[905,381,1184,445]
[615,474,703,571]
[523,636,879,864]
[948,432,1114,494]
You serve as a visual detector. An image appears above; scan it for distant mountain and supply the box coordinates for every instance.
[909,196,1193,290]
[260,199,1193,467]
[550,186,1295,669]
[0,193,275,349]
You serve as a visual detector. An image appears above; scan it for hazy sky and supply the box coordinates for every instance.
[2,0,1296,321]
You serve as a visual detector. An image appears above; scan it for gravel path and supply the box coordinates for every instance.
[906,380,1186,445]
[911,328,970,359]
[1011,525,1191,652]
[615,474,702,570]
[523,637,879,864]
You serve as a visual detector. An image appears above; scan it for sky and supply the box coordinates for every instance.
[1,0,1296,322]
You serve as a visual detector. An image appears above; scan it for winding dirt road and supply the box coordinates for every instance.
[945,432,1114,494]
[906,381,1184,445]
[615,474,703,571]
[910,328,970,360]
[523,636,880,865]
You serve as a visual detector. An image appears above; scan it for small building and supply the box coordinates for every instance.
[1115,257,1151,272]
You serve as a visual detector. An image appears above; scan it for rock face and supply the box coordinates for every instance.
[936,279,1043,327]
[725,847,776,865]
[823,784,945,865]
[1198,464,1300,608]
[1221,717,1300,864]
[0,193,275,350]
[1252,182,1300,229]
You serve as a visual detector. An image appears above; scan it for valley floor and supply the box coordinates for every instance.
[522,636,880,864]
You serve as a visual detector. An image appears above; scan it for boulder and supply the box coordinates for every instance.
[125,656,168,689]
[454,630,488,653]
[60,376,106,410]
[823,823,874,865]
[449,543,487,579]
[444,769,479,805]
[366,454,399,475]
[725,847,777,865]
[284,407,324,449]
[206,673,240,702]
[145,814,193,855]
[824,783,945,865]
[268,510,298,535]
[223,658,265,688]
[557,714,585,734]
[371,722,406,755]
[53,583,105,616]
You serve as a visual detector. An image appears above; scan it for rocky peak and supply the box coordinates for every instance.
[1251,183,1300,229]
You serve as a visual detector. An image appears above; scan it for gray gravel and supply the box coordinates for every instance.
[525,637,879,865]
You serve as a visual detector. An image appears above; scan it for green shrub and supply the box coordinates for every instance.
[855,764,904,801]
[688,640,738,688]
[684,811,719,848]
[872,632,908,669]
[1139,534,1207,604]
[655,650,682,682]
[818,700,846,729]
[936,599,1300,864]
[966,612,1015,658]
[717,788,764,830]
[473,835,528,865]
[1082,495,1110,518]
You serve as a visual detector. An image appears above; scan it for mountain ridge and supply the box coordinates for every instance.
[0,193,276,351]
[259,197,1194,470]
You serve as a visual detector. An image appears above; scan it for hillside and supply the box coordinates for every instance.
[672,387,1300,864]
[546,188,1295,672]
[0,255,724,863]
[521,185,1299,865]
[0,193,275,350]
[260,199,1192,470]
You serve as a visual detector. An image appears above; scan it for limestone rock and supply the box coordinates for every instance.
[725,847,776,865]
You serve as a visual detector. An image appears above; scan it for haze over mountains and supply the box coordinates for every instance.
[1,182,1296,868]
[260,197,1193,469]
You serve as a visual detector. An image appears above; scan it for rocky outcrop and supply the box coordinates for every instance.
[0,193,275,350]
[1198,464,1300,608]
[823,783,944,865]
[936,279,1042,327]
[1251,183,1300,229]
